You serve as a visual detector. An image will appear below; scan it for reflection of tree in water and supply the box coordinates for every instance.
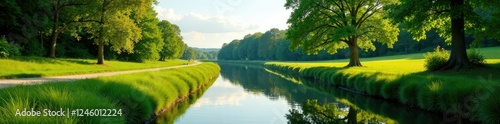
[218,63,336,105]
[156,77,216,124]
[287,99,356,124]
[287,99,400,124]
[218,63,454,124]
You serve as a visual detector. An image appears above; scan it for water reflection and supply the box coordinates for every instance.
[156,77,216,124]
[169,63,450,124]
[286,100,359,124]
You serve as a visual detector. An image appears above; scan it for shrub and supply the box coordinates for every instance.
[0,36,21,58]
[424,46,449,71]
[467,49,485,65]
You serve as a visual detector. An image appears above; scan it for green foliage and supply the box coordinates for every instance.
[386,0,500,70]
[218,26,482,62]
[158,20,185,60]
[0,37,21,58]
[424,46,450,71]
[71,0,155,64]
[285,0,399,55]
[121,7,164,62]
[467,49,486,65]
[386,0,483,43]
[181,46,196,61]
[0,62,220,123]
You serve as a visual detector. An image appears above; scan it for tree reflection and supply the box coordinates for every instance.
[156,77,216,124]
[286,99,357,124]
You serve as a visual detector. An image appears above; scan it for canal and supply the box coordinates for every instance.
[161,63,455,123]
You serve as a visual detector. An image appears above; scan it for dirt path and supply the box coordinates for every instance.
[0,61,201,88]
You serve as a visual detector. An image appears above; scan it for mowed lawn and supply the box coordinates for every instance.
[0,57,189,79]
[268,46,500,75]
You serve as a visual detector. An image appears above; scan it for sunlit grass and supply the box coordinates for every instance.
[0,56,189,79]
[0,63,220,123]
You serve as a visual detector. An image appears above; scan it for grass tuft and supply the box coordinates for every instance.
[478,90,500,124]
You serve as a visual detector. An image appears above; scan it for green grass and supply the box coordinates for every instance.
[0,56,190,79]
[0,62,220,124]
[264,46,500,123]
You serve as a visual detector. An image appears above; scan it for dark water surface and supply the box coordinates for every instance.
[163,63,457,124]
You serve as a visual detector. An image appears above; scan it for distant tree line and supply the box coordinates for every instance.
[218,28,499,61]
[0,0,191,64]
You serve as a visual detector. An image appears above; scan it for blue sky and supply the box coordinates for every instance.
[154,0,290,48]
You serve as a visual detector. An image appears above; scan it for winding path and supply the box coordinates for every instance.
[0,61,201,88]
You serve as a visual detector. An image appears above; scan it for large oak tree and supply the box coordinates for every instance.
[285,0,399,67]
[75,0,153,64]
[386,0,498,70]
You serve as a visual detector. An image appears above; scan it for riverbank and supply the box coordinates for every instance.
[265,68,470,123]
[0,56,191,79]
[0,62,220,123]
[264,54,500,123]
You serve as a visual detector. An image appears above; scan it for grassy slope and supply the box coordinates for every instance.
[0,57,190,79]
[265,46,500,123]
[0,62,220,124]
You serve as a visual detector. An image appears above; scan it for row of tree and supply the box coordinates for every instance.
[0,0,189,64]
[217,27,499,61]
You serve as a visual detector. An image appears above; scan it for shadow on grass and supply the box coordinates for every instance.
[10,56,94,65]
[10,56,64,64]
[486,62,500,68]
[0,73,43,79]
[58,59,94,65]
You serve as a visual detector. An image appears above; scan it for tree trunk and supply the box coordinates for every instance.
[97,37,104,64]
[440,0,473,70]
[97,22,105,64]
[346,106,358,124]
[49,9,60,58]
[347,38,362,67]
[97,4,106,65]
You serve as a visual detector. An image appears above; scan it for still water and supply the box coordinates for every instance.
[163,63,458,124]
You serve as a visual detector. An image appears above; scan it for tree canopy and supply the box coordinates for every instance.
[158,20,185,61]
[386,0,500,70]
[80,0,155,64]
[0,0,193,63]
[285,0,399,66]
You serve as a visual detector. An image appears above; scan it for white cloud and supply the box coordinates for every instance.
[153,4,273,48]
[176,13,259,33]
[154,6,259,33]
[153,6,183,21]
[182,31,252,48]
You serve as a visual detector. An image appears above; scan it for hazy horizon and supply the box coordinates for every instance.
[154,0,290,48]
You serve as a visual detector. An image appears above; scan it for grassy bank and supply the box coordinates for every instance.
[0,62,220,123]
[0,56,190,79]
[266,69,466,123]
[264,46,500,123]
